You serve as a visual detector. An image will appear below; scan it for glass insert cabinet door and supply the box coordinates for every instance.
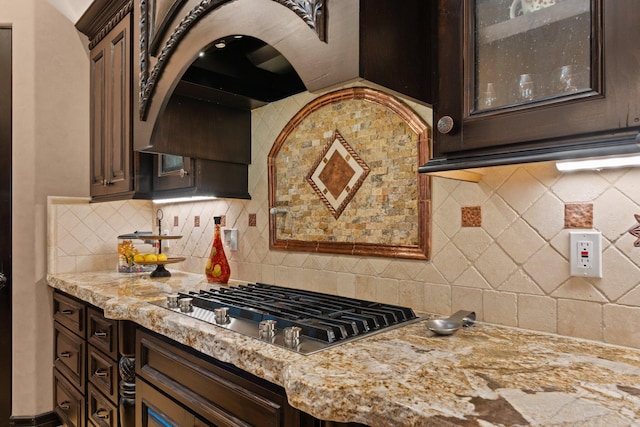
[472,0,597,113]
[432,0,639,162]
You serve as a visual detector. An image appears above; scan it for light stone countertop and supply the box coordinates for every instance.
[47,271,640,426]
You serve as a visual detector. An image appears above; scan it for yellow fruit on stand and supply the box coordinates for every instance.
[157,253,168,261]
[144,253,158,262]
[133,254,145,263]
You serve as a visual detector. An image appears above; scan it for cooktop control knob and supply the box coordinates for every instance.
[284,326,301,348]
[166,293,180,308]
[258,320,277,339]
[178,297,193,313]
[214,307,229,324]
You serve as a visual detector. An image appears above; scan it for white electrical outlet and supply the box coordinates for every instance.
[569,231,602,278]
[223,229,238,251]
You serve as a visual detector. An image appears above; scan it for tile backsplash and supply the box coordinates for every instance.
[48,197,154,273]
[47,87,640,350]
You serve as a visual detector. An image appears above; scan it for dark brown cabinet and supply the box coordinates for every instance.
[136,329,305,427]
[137,380,201,427]
[152,154,194,193]
[53,291,134,427]
[152,154,251,201]
[53,292,87,427]
[359,0,437,105]
[136,329,364,427]
[89,14,131,198]
[54,369,86,427]
[148,95,252,200]
[79,0,153,201]
[423,0,640,172]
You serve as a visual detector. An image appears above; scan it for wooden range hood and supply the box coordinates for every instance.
[132,0,436,161]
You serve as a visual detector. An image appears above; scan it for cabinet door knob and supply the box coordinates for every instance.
[437,116,456,134]
[60,309,74,315]
[58,400,71,411]
[179,168,188,178]
[58,351,72,359]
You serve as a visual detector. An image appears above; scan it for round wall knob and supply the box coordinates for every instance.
[437,116,455,134]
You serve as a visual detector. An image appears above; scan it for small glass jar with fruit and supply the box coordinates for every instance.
[128,209,185,277]
[117,233,157,273]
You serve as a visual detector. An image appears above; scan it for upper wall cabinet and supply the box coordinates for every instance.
[78,0,152,201]
[422,0,640,172]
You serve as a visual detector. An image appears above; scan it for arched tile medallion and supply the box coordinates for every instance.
[268,87,431,260]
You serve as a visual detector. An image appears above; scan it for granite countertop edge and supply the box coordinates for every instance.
[47,271,640,427]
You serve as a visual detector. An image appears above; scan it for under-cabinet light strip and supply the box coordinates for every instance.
[153,196,217,204]
[556,155,640,172]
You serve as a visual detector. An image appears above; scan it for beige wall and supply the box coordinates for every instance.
[3,0,89,417]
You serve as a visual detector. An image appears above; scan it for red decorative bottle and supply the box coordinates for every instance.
[205,216,230,284]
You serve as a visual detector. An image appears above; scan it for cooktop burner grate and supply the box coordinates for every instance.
[152,282,419,355]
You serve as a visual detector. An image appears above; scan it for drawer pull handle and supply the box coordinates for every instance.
[60,309,74,315]
[93,331,108,339]
[58,351,72,359]
[94,368,108,378]
[95,409,110,419]
[58,401,71,411]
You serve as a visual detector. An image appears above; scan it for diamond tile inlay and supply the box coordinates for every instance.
[307,130,370,218]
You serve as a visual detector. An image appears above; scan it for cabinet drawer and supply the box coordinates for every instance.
[54,322,86,393]
[87,307,118,360]
[54,368,85,427]
[88,345,118,403]
[53,291,86,338]
[137,330,284,427]
[88,383,118,427]
[136,379,200,427]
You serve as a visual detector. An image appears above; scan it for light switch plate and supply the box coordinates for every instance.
[569,231,602,278]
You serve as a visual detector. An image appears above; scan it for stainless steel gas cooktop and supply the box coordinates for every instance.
[151,282,419,355]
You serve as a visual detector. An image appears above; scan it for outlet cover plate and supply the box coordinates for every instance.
[569,231,602,278]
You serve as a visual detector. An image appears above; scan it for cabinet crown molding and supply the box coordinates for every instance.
[76,0,133,48]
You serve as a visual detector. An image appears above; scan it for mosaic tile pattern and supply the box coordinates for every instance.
[47,83,640,350]
[271,90,421,245]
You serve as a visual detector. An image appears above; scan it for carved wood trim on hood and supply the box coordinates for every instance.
[138,0,325,121]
